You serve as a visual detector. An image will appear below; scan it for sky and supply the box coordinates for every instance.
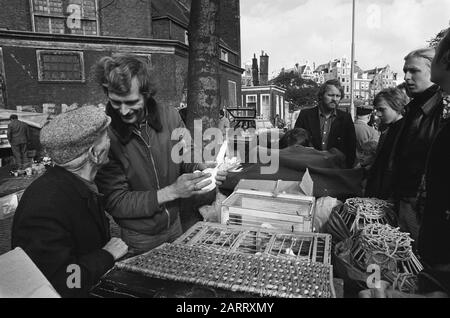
[240,0,450,78]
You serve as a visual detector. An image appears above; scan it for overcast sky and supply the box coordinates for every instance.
[240,0,450,78]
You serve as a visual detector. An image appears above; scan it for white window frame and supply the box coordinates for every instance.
[220,49,229,62]
[36,50,85,82]
[276,95,280,116]
[228,80,237,107]
[184,30,189,45]
[30,0,100,36]
[246,94,257,106]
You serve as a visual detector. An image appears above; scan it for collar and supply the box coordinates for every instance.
[318,106,337,119]
[72,173,102,196]
[106,97,162,144]
[50,165,98,199]
[421,85,442,115]
[354,119,369,125]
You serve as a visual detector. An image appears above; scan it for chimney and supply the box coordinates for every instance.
[252,54,259,86]
[259,51,269,86]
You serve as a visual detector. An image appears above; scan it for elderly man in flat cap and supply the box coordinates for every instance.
[12,106,128,298]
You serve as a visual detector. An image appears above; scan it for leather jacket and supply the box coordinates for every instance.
[393,85,444,197]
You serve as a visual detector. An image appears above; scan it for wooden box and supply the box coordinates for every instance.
[220,179,316,233]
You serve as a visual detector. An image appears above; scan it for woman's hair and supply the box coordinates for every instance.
[373,87,409,114]
[279,128,311,149]
[404,47,435,69]
[93,54,157,98]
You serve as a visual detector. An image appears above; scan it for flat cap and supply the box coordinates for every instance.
[40,105,111,165]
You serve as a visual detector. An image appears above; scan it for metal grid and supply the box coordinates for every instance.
[116,243,336,298]
[175,222,332,265]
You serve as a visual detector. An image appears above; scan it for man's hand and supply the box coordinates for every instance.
[103,237,128,260]
[196,163,229,186]
[169,171,212,199]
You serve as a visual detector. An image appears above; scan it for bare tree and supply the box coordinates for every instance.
[186,0,220,136]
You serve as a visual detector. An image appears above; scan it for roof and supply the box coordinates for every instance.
[0,110,49,129]
[365,65,389,75]
[151,0,190,27]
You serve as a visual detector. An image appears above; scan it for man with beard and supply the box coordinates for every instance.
[294,79,357,168]
[12,106,128,297]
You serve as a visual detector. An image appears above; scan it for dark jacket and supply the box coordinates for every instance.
[294,107,357,168]
[392,85,444,197]
[95,98,195,236]
[7,119,29,145]
[418,121,450,267]
[366,118,404,199]
[11,166,114,298]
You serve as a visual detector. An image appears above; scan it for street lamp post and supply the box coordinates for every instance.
[350,0,356,120]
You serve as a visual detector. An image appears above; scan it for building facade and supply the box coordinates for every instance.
[241,52,287,122]
[314,58,397,101]
[364,65,398,99]
[0,0,243,113]
[241,85,286,122]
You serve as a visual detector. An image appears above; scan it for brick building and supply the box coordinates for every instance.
[0,0,243,114]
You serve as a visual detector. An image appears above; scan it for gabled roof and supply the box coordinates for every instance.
[364,65,389,75]
[152,0,190,27]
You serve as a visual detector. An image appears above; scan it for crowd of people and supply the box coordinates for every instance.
[293,30,450,297]
[5,28,450,298]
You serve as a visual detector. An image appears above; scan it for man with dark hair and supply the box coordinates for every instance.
[294,79,357,168]
[94,54,228,255]
[7,114,29,171]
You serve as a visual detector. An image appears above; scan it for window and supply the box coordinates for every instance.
[228,80,237,107]
[134,53,152,66]
[31,0,99,35]
[220,49,229,62]
[184,30,189,45]
[37,50,84,82]
[276,95,280,115]
[261,94,270,119]
[246,95,257,108]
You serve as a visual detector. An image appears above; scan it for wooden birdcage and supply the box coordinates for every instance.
[116,241,336,298]
[176,222,332,265]
[220,179,316,233]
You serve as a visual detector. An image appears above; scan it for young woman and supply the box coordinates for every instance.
[365,88,409,199]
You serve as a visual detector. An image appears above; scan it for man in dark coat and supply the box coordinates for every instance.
[294,79,357,168]
[392,47,444,243]
[12,106,128,297]
[7,114,29,170]
[93,54,228,255]
[417,28,450,295]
